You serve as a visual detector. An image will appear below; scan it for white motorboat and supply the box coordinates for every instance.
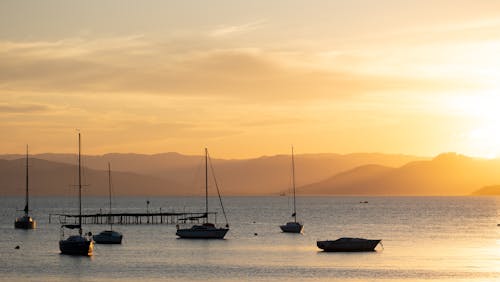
[317,237,381,252]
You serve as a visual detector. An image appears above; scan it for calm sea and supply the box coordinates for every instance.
[1,196,500,281]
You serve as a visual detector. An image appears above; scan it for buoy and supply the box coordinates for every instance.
[15,245,20,249]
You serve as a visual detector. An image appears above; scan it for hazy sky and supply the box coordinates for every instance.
[2,0,500,158]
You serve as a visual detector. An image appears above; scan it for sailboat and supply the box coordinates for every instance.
[14,145,36,229]
[59,133,94,256]
[176,148,229,239]
[93,162,123,244]
[280,146,303,233]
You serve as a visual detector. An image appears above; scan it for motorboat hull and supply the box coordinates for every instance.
[317,238,381,252]
[280,222,303,233]
[93,231,123,244]
[59,237,94,256]
[15,216,36,229]
[176,226,229,239]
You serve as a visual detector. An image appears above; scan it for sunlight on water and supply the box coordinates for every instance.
[1,196,500,281]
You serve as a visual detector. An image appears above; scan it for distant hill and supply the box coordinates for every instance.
[471,185,500,196]
[297,164,394,195]
[0,152,423,195]
[5,152,498,196]
[0,158,188,196]
[298,153,500,195]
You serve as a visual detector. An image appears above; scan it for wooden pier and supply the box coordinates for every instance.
[49,211,218,225]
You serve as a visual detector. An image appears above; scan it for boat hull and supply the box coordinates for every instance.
[93,231,123,244]
[317,238,381,252]
[176,226,229,239]
[14,216,36,229]
[59,238,94,256]
[280,222,303,233]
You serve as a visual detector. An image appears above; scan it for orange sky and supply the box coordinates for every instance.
[1,1,500,158]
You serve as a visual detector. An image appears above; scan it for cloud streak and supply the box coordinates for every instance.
[209,20,266,37]
[0,36,462,104]
[0,103,50,113]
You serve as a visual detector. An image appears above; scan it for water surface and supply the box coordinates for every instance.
[1,196,500,281]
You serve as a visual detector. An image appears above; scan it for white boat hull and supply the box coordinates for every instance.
[280,222,303,233]
[15,216,36,229]
[59,236,94,256]
[93,230,123,244]
[176,224,228,239]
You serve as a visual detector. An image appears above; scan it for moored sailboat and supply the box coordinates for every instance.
[93,162,123,244]
[14,145,36,229]
[59,133,94,256]
[176,148,229,239]
[280,146,303,233]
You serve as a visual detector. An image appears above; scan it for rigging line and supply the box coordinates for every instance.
[288,152,293,212]
[207,152,229,227]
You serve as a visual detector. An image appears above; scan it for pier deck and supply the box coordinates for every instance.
[49,211,217,225]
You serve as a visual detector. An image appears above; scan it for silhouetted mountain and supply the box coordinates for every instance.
[297,164,394,194]
[471,185,500,195]
[0,152,423,195]
[0,158,187,196]
[298,153,500,195]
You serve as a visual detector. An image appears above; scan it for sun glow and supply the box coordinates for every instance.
[447,92,500,158]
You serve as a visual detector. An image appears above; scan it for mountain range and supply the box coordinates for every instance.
[298,153,500,195]
[1,152,499,196]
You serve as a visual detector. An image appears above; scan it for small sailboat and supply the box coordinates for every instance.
[14,145,36,229]
[176,148,229,239]
[59,133,94,256]
[93,163,123,244]
[280,146,303,233]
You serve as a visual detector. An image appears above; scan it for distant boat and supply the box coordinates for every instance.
[280,146,303,233]
[14,145,36,229]
[93,163,123,244]
[176,148,229,239]
[317,237,381,252]
[59,133,94,256]
[93,230,122,244]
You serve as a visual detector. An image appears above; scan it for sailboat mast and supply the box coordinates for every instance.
[24,144,29,216]
[108,163,112,214]
[78,133,82,236]
[292,146,296,222]
[108,162,112,230]
[205,148,208,223]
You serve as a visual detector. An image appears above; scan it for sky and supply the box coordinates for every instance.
[1,0,500,158]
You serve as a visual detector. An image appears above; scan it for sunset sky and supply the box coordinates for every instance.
[1,0,500,158]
